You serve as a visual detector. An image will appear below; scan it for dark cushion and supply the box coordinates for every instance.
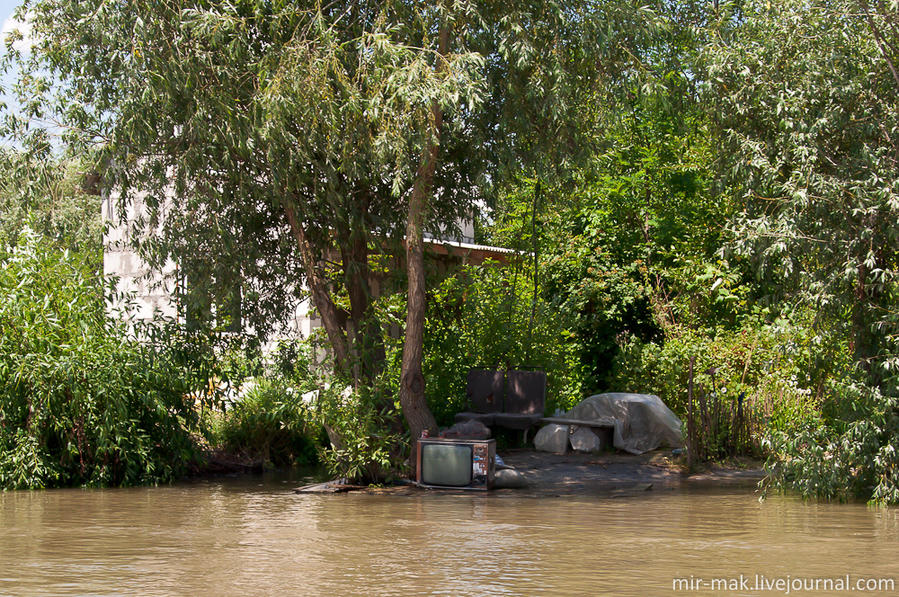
[493,413,543,430]
[466,369,504,413]
[504,370,546,414]
[454,412,496,426]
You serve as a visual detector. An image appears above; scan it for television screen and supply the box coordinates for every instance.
[420,443,473,487]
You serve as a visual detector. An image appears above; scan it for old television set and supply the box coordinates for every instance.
[416,438,496,490]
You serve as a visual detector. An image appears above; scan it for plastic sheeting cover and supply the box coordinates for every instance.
[564,393,683,455]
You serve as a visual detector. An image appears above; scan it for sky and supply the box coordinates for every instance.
[0,1,27,94]
[0,1,26,52]
[1,1,33,138]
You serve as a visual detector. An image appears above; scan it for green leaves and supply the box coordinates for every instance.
[764,380,899,504]
[213,377,317,468]
[259,9,486,202]
[0,234,205,489]
[705,0,899,379]
[311,375,408,484]
[423,260,585,420]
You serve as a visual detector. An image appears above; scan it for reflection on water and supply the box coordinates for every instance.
[1,475,897,596]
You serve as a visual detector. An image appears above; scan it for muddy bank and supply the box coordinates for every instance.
[296,449,765,497]
[498,449,764,496]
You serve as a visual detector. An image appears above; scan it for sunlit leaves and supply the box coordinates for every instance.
[705,0,899,380]
[0,233,203,488]
[1,0,657,349]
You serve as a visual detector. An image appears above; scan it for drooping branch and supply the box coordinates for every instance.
[859,0,899,91]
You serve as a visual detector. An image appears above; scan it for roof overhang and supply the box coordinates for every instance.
[422,238,516,265]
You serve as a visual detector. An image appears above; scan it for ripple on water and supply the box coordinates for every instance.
[1,480,897,596]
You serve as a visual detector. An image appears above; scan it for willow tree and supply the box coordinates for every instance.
[704,0,899,383]
[5,0,657,439]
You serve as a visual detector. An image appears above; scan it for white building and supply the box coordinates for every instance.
[103,193,512,340]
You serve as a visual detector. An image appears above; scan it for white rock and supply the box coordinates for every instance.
[534,423,569,454]
[494,468,528,489]
[569,426,601,452]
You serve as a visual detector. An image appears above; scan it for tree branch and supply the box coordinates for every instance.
[283,201,350,373]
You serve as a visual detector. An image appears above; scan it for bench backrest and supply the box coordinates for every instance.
[504,370,546,415]
[466,369,505,413]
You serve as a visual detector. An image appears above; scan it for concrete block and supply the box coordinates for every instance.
[534,423,569,454]
[569,426,601,452]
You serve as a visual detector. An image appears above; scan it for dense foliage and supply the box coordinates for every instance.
[3,0,659,442]
[312,381,407,483]
[211,378,318,468]
[764,380,899,504]
[424,260,583,425]
[263,339,406,482]
[0,232,203,488]
[0,153,101,263]
[706,0,899,380]
[700,0,899,502]
[3,0,899,502]
[481,0,899,502]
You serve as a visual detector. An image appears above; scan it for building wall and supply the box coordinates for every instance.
[102,191,179,322]
[103,194,504,342]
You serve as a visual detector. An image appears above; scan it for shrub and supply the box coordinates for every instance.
[609,313,827,462]
[0,231,205,488]
[612,314,825,419]
[259,339,403,482]
[213,378,317,467]
[310,379,407,483]
[763,380,899,504]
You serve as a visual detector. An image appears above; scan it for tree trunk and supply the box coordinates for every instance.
[284,203,349,374]
[399,186,439,440]
[851,258,885,385]
[398,21,451,442]
[341,212,386,386]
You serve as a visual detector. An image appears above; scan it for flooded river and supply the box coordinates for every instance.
[1,473,897,596]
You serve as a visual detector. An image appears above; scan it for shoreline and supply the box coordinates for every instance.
[295,449,766,497]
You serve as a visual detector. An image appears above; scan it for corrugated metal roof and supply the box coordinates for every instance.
[422,237,517,255]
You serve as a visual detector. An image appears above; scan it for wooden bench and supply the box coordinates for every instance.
[455,369,546,442]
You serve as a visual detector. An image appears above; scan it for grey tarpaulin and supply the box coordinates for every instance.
[563,393,683,454]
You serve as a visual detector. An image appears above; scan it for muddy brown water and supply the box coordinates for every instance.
[1,473,897,596]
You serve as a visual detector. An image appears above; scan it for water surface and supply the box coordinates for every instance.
[1,474,896,596]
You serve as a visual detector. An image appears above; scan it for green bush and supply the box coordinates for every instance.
[310,378,407,483]
[609,313,828,463]
[0,231,204,488]
[611,315,825,422]
[423,261,586,425]
[213,378,317,467]
[257,339,403,482]
[763,380,899,504]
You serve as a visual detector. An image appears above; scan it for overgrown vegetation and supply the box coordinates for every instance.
[0,232,202,488]
[3,0,899,501]
[424,261,584,425]
[209,378,318,469]
[267,339,407,483]
[311,381,408,483]
[478,1,899,503]
[0,152,101,264]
